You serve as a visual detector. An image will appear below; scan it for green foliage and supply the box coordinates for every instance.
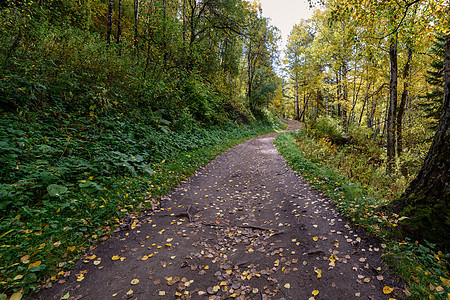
[308,116,348,144]
[418,33,445,130]
[384,239,450,299]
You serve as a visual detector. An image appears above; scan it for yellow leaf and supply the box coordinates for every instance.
[111,255,120,261]
[204,265,209,270]
[67,246,76,252]
[10,289,23,300]
[28,261,41,269]
[76,273,84,282]
[14,275,23,280]
[126,289,133,295]
[284,283,291,289]
[131,279,139,285]
[441,276,450,286]
[312,290,319,296]
[313,236,319,241]
[52,241,61,248]
[165,243,172,247]
[383,286,394,294]
[120,257,126,261]
[158,291,166,296]
[315,269,322,279]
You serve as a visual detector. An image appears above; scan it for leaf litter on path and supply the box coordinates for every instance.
[34,120,403,300]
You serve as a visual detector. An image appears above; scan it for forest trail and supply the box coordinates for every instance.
[34,120,401,300]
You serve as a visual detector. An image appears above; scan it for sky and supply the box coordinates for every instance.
[259,0,314,51]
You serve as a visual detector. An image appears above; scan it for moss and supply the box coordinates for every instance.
[396,191,450,249]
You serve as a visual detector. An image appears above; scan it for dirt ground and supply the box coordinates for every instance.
[33,120,403,300]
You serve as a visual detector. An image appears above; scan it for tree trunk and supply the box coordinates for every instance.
[134,0,140,56]
[295,84,300,121]
[392,34,450,248]
[397,46,412,157]
[107,0,114,46]
[387,36,398,174]
[116,0,122,56]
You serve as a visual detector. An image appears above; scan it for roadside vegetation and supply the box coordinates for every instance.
[275,117,449,300]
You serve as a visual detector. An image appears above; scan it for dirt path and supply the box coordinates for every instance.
[34,120,401,300]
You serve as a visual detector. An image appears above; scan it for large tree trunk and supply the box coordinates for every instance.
[397,47,412,157]
[386,36,398,174]
[392,34,449,248]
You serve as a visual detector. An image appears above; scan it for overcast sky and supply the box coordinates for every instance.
[259,0,313,50]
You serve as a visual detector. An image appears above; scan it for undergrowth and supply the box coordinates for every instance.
[0,110,284,296]
[274,130,449,300]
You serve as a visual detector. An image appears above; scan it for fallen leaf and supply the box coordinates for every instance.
[312,290,319,296]
[383,286,394,294]
[28,261,41,269]
[313,236,319,241]
[61,292,70,299]
[20,255,30,264]
[131,279,139,285]
[284,283,291,289]
[126,289,133,295]
[158,291,166,296]
[111,255,120,261]
[315,269,322,279]
[10,289,23,300]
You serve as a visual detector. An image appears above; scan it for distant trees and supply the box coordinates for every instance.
[0,0,282,124]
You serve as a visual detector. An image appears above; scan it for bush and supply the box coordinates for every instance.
[309,116,349,145]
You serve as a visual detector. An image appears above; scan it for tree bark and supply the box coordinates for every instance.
[134,0,140,56]
[107,0,114,46]
[397,46,412,157]
[392,34,449,248]
[117,0,122,56]
[387,36,398,174]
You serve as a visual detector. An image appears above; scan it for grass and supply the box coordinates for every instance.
[0,110,285,297]
[274,129,450,300]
